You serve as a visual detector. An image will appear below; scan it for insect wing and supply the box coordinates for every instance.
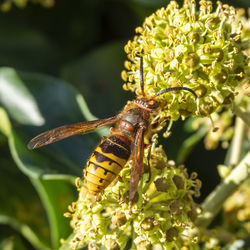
[28,116,118,150]
[129,127,145,202]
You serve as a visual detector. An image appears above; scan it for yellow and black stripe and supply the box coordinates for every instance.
[84,135,131,195]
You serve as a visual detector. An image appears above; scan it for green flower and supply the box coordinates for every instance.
[122,0,249,121]
[66,145,201,249]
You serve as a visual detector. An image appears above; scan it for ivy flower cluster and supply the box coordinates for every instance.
[122,0,249,122]
[65,145,201,249]
[63,1,249,249]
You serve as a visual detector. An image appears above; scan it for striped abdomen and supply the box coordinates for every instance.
[84,135,131,195]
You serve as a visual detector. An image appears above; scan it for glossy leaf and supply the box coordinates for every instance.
[0,235,29,250]
[0,107,11,136]
[0,215,50,250]
[0,153,50,249]
[0,67,103,248]
[61,41,132,119]
[0,67,102,179]
[0,68,45,126]
[31,178,73,249]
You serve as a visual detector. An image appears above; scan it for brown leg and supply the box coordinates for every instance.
[146,144,152,183]
[129,201,132,215]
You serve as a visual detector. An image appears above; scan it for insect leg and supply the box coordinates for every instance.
[140,56,145,97]
[146,144,152,183]
[129,127,145,213]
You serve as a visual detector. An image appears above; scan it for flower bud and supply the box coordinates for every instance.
[154,177,170,192]
[214,69,228,84]
[136,241,152,250]
[170,200,183,216]
[188,31,200,44]
[195,85,207,98]
[112,212,127,227]
[172,175,185,189]
[104,238,120,250]
[166,227,179,242]
[88,242,99,250]
[184,52,200,68]
[141,217,155,231]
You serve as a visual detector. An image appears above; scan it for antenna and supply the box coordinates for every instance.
[139,57,197,100]
[140,57,146,97]
[153,86,197,99]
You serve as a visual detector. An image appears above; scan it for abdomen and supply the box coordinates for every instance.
[84,135,131,195]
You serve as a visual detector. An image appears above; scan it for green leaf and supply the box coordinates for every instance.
[0,67,101,178]
[0,68,45,126]
[0,235,29,250]
[0,154,50,248]
[0,149,75,249]
[31,178,73,250]
[0,107,11,136]
[0,68,98,248]
[0,152,75,249]
[8,129,77,180]
[0,215,50,250]
[61,42,132,119]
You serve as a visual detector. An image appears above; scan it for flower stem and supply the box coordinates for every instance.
[196,151,250,228]
[232,104,250,128]
[227,116,246,167]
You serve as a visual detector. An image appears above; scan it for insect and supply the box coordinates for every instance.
[28,57,197,204]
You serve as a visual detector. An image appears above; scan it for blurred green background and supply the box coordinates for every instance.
[0,0,248,249]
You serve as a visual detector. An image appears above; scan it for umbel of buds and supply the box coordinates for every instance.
[122,0,249,121]
[65,146,201,249]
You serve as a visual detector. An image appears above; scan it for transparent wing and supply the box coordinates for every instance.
[28,116,118,149]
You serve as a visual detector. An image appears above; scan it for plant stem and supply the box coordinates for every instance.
[227,116,246,167]
[232,104,250,128]
[196,151,250,228]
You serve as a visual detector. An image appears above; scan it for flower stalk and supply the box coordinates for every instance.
[228,115,246,167]
[232,104,250,128]
[196,151,250,228]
